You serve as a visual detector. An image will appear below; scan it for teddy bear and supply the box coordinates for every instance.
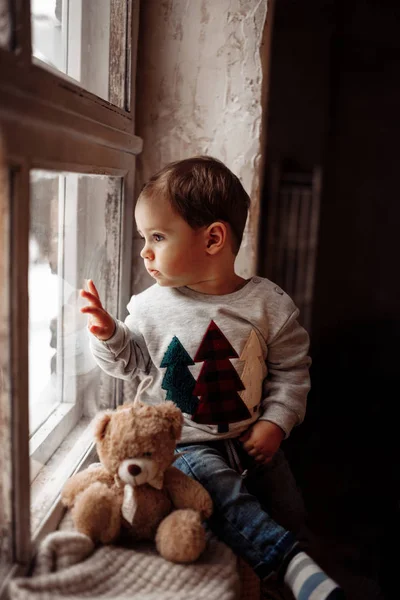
[61,380,213,563]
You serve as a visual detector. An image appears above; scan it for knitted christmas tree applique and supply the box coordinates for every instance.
[238,329,264,414]
[192,320,251,433]
[160,336,198,414]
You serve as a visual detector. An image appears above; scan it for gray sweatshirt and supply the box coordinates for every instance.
[90,276,311,444]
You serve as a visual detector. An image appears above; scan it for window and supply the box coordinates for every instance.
[0,0,141,583]
[29,172,122,532]
[31,0,130,107]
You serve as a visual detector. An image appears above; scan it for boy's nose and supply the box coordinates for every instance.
[140,245,154,260]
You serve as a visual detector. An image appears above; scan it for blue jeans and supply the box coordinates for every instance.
[174,439,304,579]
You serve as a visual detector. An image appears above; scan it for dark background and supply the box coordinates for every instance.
[259,1,400,598]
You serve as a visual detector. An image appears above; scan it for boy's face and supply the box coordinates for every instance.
[135,194,209,288]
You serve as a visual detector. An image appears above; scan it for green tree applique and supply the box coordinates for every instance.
[160,336,198,414]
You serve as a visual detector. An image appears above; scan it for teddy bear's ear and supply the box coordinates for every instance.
[159,402,184,440]
[133,376,153,406]
[94,412,112,442]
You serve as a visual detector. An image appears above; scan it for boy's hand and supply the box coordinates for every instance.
[80,279,116,341]
[240,420,284,464]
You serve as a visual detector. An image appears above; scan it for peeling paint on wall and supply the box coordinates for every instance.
[134,0,268,291]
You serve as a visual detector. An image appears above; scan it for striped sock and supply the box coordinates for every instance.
[284,551,345,599]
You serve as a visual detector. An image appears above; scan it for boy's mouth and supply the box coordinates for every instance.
[148,269,160,277]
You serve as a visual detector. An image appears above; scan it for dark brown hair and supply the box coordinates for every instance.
[139,156,250,254]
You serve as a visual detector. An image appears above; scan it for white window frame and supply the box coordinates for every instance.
[0,0,141,591]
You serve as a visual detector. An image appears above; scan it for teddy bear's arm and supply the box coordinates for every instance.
[164,466,213,520]
[61,465,114,508]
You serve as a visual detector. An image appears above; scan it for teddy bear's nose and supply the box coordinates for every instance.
[128,464,142,476]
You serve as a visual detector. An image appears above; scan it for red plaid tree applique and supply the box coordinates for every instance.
[192,320,251,433]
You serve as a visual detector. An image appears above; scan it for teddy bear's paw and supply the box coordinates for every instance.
[198,489,213,520]
[61,477,78,508]
[72,482,121,544]
[155,509,207,563]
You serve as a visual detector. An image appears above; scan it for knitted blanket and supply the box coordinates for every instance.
[9,529,240,600]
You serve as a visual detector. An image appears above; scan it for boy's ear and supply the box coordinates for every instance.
[205,222,227,255]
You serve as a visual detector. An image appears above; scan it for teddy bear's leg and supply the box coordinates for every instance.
[71,482,121,544]
[61,466,112,509]
[155,509,207,563]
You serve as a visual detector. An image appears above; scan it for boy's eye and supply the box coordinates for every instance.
[153,234,164,242]
[143,452,152,457]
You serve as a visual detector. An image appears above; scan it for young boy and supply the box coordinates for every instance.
[81,156,344,599]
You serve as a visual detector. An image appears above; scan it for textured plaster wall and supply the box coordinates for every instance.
[133,0,268,292]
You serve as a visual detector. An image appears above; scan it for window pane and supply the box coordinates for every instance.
[0,0,12,50]
[31,0,129,108]
[29,173,59,434]
[29,171,122,533]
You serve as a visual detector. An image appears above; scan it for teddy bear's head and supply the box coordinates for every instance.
[94,400,183,489]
